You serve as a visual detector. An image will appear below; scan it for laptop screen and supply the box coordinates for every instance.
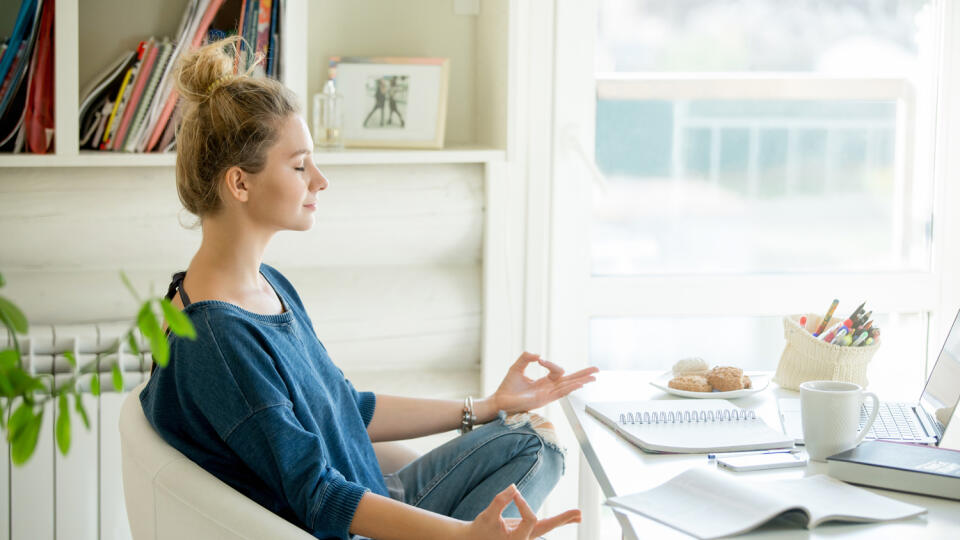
[919,309,960,441]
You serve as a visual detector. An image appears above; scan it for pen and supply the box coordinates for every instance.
[707,448,801,460]
[813,299,839,336]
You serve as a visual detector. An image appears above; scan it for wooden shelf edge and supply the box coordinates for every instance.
[0,146,506,168]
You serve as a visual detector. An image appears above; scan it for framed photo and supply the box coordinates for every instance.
[330,56,450,149]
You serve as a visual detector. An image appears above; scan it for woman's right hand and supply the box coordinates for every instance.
[466,484,581,539]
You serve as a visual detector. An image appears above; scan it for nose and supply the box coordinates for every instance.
[310,163,329,192]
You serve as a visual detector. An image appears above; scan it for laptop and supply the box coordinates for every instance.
[779,309,960,447]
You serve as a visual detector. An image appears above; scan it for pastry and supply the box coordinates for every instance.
[668,375,712,393]
[706,366,746,391]
[743,375,752,389]
[671,357,709,377]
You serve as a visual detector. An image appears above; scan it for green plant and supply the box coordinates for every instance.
[0,271,196,465]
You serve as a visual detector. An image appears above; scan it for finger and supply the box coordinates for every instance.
[560,366,599,381]
[537,358,565,380]
[531,510,582,537]
[512,490,538,537]
[486,484,518,518]
[512,352,541,370]
[549,380,589,398]
[557,372,597,387]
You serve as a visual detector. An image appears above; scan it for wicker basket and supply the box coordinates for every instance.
[773,313,880,391]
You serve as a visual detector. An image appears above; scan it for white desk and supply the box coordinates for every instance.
[561,370,960,539]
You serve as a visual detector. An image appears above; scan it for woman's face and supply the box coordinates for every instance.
[243,114,328,232]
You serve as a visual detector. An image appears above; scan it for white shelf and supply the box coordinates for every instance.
[0,145,505,167]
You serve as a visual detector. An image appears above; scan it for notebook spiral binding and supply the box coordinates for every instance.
[619,408,758,425]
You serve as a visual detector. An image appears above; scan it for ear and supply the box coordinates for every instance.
[222,166,250,203]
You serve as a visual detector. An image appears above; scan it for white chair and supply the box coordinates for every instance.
[119,380,421,540]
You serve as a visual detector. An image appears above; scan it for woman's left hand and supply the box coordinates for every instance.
[491,352,599,414]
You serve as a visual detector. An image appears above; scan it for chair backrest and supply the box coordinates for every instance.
[118,381,313,540]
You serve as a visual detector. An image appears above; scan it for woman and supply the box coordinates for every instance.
[140,37,598,540]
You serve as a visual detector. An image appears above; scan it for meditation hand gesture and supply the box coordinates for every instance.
[492,352,599,414]
[467,484,581,540]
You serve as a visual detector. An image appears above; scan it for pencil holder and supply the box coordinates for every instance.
[773,313,880,391]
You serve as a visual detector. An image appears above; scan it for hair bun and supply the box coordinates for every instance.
[175,35,242,102]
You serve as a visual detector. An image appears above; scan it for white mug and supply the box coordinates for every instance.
[800,380,879,461]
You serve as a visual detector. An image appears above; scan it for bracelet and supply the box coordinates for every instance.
[459,396,477,434]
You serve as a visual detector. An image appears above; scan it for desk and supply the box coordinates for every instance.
[561,370,960,539]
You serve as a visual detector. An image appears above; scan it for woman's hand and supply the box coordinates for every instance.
[467,484,581,539]
[491,352,599,415]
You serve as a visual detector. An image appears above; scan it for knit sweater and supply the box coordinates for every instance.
[140,263,386,539]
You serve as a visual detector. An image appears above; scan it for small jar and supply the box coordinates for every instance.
[312,79,344,149]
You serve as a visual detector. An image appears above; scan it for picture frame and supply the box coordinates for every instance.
[329,56,450,149]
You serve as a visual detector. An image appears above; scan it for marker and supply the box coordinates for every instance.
[851,331,870,347]
[813,299,840,336]
[829,326,850,344]
[821,319,852,342]
[846,301,866,322]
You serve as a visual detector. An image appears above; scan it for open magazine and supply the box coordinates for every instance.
[606,467,926,539]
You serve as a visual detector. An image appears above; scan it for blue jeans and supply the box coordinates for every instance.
[383,411,565,521]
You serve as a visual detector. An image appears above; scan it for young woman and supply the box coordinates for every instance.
[140,37,598,540]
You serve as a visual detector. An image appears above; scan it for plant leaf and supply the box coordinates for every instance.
[0,348,18,369]
[151,332,170,368]
[0,296,28,334]
[160,298,196,339]
[0,370,13,397]
[63,350,76,367]
[0,272,5,288]
[12,410,43,465]
[90,374,100,397]
[126,331,140,355]
[55,394,71,455]
[119,271,141,303]
[7,402,33,443]
[112,364,123,392]
[74,393,90,430]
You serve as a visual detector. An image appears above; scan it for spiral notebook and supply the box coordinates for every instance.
[586,399,794,453]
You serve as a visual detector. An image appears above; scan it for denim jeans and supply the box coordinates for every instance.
[380,410,565,524]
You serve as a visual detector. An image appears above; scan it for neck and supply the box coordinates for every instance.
[190,210,274,290]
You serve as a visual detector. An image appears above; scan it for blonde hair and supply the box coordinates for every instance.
[174,36,299,219]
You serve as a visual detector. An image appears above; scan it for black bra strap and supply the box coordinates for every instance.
[153,270,188,376]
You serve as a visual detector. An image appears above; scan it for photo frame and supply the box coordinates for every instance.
[329,56,450,149]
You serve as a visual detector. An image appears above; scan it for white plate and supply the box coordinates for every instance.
[649,371,770,399]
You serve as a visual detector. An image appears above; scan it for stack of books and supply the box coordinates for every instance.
[79,0,283,154]
[0,0,55,153]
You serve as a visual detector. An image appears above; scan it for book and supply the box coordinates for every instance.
[22,0,53,153]
[112,39,156,151]
[586,399,794,453]
[606,467,926,539]
[827,440,960,500]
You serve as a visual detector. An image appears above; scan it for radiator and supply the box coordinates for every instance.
[2,322,151,540]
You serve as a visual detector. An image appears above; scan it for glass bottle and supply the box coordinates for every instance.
[312,75,344,149]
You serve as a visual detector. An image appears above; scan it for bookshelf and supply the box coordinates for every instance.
[0,0,510,167]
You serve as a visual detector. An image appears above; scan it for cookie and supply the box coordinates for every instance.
[668,375,712,393]
[743,375,752,389]
[672,357,709,377]
[707,366,745,392]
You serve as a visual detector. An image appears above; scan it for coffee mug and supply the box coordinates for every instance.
[800,380,879,461]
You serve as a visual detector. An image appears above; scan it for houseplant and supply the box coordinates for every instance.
[0,271,196,465]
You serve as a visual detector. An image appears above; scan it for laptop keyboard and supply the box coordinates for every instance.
[860,401,923,441]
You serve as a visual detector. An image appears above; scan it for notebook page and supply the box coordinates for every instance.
[606,467,800,539]
[767,475,926,526]
[587,400,794,453]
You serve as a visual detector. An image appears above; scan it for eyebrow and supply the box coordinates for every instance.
[288,149,312,159]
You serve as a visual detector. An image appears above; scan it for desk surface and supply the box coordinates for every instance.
[561,370,960,539]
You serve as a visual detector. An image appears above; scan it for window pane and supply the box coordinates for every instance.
[592,98,931,274]
[597,0,932,74]
[589,312,927,400]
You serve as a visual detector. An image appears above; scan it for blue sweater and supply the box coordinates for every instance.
[140,264,387,540]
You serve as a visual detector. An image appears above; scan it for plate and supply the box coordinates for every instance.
[649,371,770,399]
